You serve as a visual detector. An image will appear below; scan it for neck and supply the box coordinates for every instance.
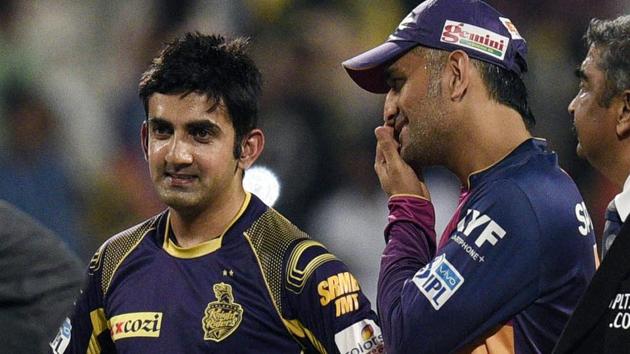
[447,102,531,187]
[169,186,247,248]
[603,161,630,190]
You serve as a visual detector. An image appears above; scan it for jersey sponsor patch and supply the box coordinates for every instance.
[608,293,630,330]
[335,319,384,354]
[456,209,507,248]
[109,312,162,341]
[50,317,72,354]
[412,254,464,310]
[575,201,594,236]
[318,271,361,317]
[440,20,509,60]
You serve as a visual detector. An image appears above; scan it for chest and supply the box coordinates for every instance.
[102,244,300,353]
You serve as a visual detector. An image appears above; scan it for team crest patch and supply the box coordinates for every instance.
[202,283,243,342]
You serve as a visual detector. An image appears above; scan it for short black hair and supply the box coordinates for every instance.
[138,32,262,157]
[472,60,535,128]
[585,15,630,107]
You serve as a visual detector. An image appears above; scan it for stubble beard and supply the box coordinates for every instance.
[401,92,449,171]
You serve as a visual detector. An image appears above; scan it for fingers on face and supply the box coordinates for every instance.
[375,126,400,164]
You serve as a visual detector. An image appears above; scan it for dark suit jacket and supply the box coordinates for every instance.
[0,201,84,353]
[554,219,630,353]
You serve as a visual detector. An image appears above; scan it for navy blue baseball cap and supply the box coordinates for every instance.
[342,0,528,93]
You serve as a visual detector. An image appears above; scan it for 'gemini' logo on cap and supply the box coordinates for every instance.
[440,20,509,60]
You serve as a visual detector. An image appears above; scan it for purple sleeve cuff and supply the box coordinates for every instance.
[378,195,437,352]
[384,195,436,244]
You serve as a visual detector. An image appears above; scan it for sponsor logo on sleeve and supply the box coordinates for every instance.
[440,20,509,60]
[318,272,361,317]
[412,254,464,310]
[50,317,72,354]
[109,312,162,341]
[335,319,384,354]
[457,209,507,248]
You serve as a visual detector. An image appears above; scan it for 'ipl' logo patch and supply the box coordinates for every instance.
[412,254,464,310]
[440,20,509,60]
[202,282,243,342]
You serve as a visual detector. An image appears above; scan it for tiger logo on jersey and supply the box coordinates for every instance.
[202,283,243,342]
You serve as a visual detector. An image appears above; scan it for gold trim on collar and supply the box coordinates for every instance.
[163,193,252,258]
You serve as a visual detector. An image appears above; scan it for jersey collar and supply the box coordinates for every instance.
[162,193,253,258]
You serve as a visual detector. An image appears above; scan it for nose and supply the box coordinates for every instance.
[567,95,576,118]
[383,90,399,127]
[165,136,193,167]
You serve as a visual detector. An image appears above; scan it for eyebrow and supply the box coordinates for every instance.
[148,117,222,135]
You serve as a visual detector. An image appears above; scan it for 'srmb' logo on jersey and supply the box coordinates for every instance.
[202,283,243,342]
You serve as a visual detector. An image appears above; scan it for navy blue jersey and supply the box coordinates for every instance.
[50,193,383,354]
[379,139,597,353]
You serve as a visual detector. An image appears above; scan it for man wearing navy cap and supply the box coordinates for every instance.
[343,0,598,353]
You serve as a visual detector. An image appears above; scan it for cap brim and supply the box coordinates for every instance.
[342,41,417,94]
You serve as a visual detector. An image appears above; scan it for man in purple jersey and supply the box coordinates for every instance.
[342,0,597,353]
[50,33,383,354]
[554,14,630,353]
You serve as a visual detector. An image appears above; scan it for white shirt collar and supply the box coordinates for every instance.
[614,174,630,222]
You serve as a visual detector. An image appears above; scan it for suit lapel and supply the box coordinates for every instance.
[555,220,630,352]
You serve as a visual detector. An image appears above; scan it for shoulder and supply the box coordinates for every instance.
[243,207,338,294]
[0,200,82,279]
[89,215,159,296]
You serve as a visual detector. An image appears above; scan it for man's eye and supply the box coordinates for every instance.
[388,78,404,91]
[191,128,211,141]
[152,126,171,137]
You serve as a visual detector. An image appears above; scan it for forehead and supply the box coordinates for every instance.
[387,49,426,76]
[147,92,232,127]
[581,46,604,75]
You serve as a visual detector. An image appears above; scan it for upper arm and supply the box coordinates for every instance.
[50,246,112,354]
[390,180,542,353]
[282,240,384,354]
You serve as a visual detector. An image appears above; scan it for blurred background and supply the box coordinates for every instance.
[0,0,627,305]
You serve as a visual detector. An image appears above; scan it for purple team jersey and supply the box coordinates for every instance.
[50,193,384,354]
[378,139,597,353]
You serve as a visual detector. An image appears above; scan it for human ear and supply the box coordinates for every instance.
[238,129,265,170]
[616,90,630,139]
[141,121,149,161]
[446,50,470,101]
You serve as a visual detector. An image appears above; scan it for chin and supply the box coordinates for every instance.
[576,144,586,159]
[158,190,202,211]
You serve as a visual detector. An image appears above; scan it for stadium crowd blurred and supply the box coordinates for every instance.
[0,0,628,304]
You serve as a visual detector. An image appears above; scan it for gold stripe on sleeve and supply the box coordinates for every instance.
[283,318,328,354]
[87,308,108,354]
[286,240,337,292]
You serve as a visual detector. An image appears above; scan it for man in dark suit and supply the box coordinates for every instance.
[554,14,630,353]
[0,200,83,353]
